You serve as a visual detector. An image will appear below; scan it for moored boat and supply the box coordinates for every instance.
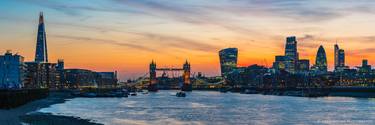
[176,91,186,97]
[130,92,137,96]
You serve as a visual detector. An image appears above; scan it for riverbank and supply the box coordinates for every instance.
[20,112,102,125]
[0,89,49,109]
[225,86,375,98]
[0,91,100,125]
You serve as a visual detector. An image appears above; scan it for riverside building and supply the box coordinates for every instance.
[0,51,25,89]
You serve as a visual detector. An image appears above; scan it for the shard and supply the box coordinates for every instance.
[34,12,48,62]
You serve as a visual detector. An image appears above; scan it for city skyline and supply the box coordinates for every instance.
[1,0,375,80]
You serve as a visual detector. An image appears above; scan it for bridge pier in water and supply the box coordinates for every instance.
[148,60,158,92]
[181,60,192,91]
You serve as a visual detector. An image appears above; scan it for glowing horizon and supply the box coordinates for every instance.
[1,0,375,80]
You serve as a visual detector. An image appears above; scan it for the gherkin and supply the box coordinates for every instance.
[315,45,327,72]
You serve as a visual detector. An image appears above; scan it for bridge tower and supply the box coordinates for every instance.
[182,60,192,91]
[148,60,158,92]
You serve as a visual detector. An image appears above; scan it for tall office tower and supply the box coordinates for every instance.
[338,49,345,67]
[315,45,328,72]
[284,36,298,73]
[219,48,238,77]
[35,12,48,62]
[334,44,339,70]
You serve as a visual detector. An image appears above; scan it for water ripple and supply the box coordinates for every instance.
[37,91,375,125]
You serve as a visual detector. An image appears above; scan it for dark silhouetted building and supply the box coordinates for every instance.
[64,69,98,88]
[35,12,48,63]
[64,69,118,88]
[359,59,372,73]
[219,48,238,77]
[273,55,286,71]
[56,59,65,88]
[56,59,64,71]
[298,59,310,72]
[284,36,299,74]
[226,64,268,87]
[97,72,118,88]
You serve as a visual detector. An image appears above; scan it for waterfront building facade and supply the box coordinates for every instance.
[219,48,238,77]
[97,71,118,88]
[65,69,118,88]
[64,69,98,88]
[226,65,269,88]
[0,51,25,89]
[24,62,59,88]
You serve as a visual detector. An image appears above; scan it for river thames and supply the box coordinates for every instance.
[35,91,375,125]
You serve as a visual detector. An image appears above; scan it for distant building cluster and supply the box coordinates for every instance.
[0,12,118,89]
[65,69,118,88]
[220,36,375,88]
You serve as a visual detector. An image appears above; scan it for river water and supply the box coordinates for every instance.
[37,91,375,125]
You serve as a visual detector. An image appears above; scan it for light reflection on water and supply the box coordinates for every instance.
[38,91,375,125]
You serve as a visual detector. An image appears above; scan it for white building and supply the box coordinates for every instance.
[0,50,25,89]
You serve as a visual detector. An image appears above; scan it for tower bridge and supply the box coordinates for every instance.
[149,60,191,92]
[128,61,225,91]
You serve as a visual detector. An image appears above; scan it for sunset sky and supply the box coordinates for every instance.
[1,0,375,80]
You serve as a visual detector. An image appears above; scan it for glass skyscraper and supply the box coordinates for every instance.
[334,44,345,71]
[219,48,238,77]
[338,49,345,67]
[284,36,298,73]
[35,12,48,62]
[315,45,327,72]
[334,44,340,70]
